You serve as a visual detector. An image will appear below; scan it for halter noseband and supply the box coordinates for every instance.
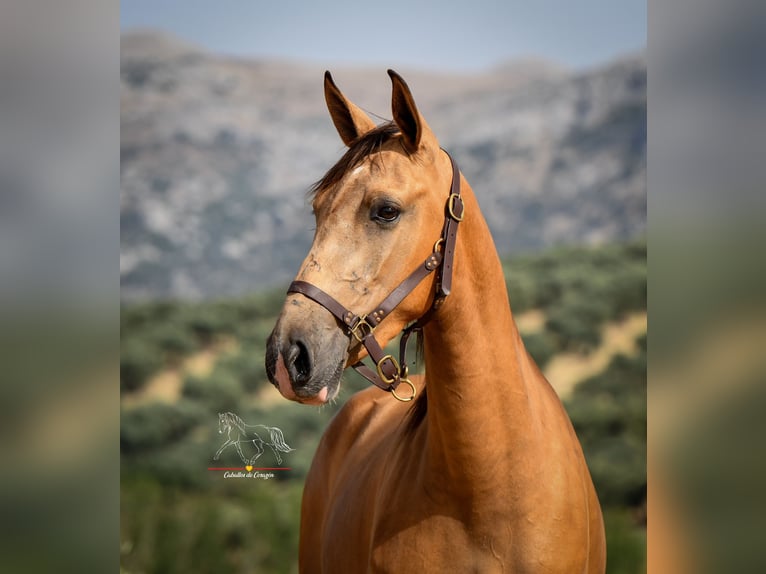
[287,151,464,402]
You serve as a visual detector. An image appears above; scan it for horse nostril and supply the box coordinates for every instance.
[294,341,312,383]
[287,340,312,385]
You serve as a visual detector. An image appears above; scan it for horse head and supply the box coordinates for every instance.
[266,70,455,405]
[218,412,229,434]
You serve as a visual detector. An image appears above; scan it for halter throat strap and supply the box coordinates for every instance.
[287,150,464,400]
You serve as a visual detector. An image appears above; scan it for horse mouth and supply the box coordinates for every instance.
[266,341,345,405]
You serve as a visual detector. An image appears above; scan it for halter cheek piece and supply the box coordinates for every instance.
[287,151,464,402]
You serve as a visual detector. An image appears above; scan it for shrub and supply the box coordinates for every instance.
[121,338,163,392]
[183,369,243,413]
[217,351,267,393]
[505,271,538,312]
[566,351,646,508]
[521,331,557,368]
[144,322,198,357]
[235,289,286,321]
[607,262,647,317]
[603,508,646,574]
[176,305,235,344]
[504,240,646,339]
[545,298,607,352]
[121,400,205,453]
[120,479,304,574]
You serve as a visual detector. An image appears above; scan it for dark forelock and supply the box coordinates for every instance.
[309,122,407,198]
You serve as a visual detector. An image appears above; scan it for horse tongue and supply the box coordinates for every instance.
[275,352,329,405]
[275,353,298,400]
[302,386,329,406]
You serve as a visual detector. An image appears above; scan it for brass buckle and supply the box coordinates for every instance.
[350,315,375,343]
[448,193,464,222]
[392,378,417,402]
[376,354,401,385]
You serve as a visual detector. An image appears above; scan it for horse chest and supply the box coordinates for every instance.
[310,417,497,570]
[307,409,593,573]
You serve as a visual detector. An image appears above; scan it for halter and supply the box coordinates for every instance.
[287,151,464,402]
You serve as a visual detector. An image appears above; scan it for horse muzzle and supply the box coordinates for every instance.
[265,318,346,405]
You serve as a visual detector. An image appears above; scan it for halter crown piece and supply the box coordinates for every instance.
[287,151,464,402]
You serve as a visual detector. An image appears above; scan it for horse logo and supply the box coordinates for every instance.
[214,412,294,466]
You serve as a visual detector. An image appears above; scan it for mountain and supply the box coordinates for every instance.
[120,30,645,301]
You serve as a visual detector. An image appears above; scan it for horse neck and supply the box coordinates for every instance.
[421,176,539,479]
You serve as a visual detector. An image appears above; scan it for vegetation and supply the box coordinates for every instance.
[505,241,646,351]
[121,239,646,573]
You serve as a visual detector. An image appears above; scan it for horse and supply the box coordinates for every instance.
[214,412,293,466]
[265,70,606,573]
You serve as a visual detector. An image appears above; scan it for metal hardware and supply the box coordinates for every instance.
[391,378,417,402]
[376,354,401,385]
[350,315,375,343]
[448,193,464,222]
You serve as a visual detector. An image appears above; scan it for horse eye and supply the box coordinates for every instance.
[371,203,401,224]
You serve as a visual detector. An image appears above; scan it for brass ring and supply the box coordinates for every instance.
[350,315,374,343]
[448,193,464,222]
[391,379,417,402]
[376,355,400,385]
[433,238,444,253]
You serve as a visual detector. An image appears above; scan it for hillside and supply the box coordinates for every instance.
[120,31,645,301]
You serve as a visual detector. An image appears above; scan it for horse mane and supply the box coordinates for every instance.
[309,122,409,199]
[223,411,244,430]
[405,388,427,434]
[405,331,428,434]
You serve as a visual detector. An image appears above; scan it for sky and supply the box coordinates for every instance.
[120,0,645,72]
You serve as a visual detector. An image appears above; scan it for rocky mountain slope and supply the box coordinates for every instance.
[121,31,645,300]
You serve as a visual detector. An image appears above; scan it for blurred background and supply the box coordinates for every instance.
[119,1,646,573]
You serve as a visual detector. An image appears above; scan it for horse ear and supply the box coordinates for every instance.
[388,69,426,154]
[324,71,377,147]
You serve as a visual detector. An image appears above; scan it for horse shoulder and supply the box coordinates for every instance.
[311,384,397,483]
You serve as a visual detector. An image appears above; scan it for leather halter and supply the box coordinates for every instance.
[287,151,464,402]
